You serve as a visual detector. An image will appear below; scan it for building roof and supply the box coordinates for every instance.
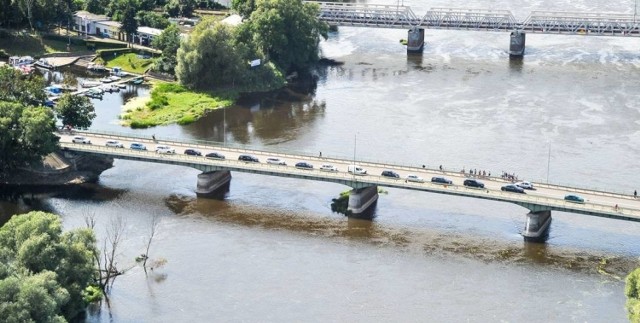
[96,20,122,28]
[75,11,109,22]
[221,14,242,26]
[137,26,163,36]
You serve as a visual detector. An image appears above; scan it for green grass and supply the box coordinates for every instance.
[121,82,237,128]
[0,31,86,56]
[103,52,154,74]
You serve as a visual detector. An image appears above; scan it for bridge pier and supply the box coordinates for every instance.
[522,210,552,242]
[509,30,526,56]
[196,171,231,197]
[407,28,424,53]
[348,185,378,216]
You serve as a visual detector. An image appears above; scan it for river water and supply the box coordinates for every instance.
[3,0,640,321]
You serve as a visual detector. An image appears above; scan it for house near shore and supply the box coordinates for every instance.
[73,11,183,47]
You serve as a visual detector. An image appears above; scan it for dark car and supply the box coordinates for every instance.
[295,161,314,170]
[205,152,225,160]
[501,184,525,194]
[463,179,485,188]
[184,149,202,156]
[238,154,259,163]
[431,176,453,185]
[381,170,400,178]
[564,194,584,204]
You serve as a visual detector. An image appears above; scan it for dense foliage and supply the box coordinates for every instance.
[0,211,97,321]
[152,23,181,74]
[627,268,640,322]
[54,93,96,129]
[0,66,58,172]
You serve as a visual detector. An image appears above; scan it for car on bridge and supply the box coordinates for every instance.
[155,145,175,154]
[406,174,424,183]
[564,194,584,204]
[516,181,535,190]
[295,162,314,170]
[348,165,367,175]
[130,142,147,150]
[72,136,91,144]
[238,154,259,163]
[431,176,452,185]
[206,152,225,160]
[184,149,202,156]
[105,140,123,148]
[320,164,338,172]
[501,184,525,194]
[267,157,287,165]
[381,170,399,178]
[463,179,485,188]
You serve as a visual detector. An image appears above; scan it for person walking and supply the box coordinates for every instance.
[635,190,637,199]
[319,151,322,158]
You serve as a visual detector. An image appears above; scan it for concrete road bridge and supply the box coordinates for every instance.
[59,131,640,242]
[312,1,640,55]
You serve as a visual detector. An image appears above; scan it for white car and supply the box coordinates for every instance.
[266,157,287,165]
[406,174,425,183]
[320,164,338,172]
[72,136,91,144]
[105,140,123,148]
[516,181,535,190]
[347,165,367,175]
[155,145,175,154]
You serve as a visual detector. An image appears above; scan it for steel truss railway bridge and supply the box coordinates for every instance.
[313,1,640,55]
[59,131,640,242]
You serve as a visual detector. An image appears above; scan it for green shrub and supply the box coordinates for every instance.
[177,114,196,125]
[626,268,640,322]
[130,120,153,128]
[82,285,103,303]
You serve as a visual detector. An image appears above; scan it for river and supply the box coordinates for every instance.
[3,0,640,321]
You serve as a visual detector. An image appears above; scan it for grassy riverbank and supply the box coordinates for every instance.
[120,82,236,128]
[100,52,154,74]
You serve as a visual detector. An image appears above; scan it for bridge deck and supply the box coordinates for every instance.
[59,131,640,222]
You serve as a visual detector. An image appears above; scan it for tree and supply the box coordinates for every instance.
[243,0,328,73]
[54,93,96,129]
[165,0,196,17]
[231,0,255,18]
[152,23,181,74]
[0,211,97,320]
[0,101,59,171]
[176,20,248,89]
[84,0,105,14]
[117,0,139,44]
[0,65,47,106]
[137,11,170,29]
[626,268,640,322]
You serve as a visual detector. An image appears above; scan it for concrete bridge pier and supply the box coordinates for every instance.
[196,170,231,197]
[348,185,378,216]
[522,210,552,242]
[407,28,425,53]
[509,30,526,56]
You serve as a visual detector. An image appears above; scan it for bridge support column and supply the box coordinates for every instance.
[348,185,378,216]
[509,30,526,57]
[522,210,552,242]
[407,28,424,53]
[196,171,231,197]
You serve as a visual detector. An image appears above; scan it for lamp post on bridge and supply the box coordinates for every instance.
[546,143,551,184]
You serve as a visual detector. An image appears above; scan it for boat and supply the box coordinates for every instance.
[130,77,144,85]
[35,58,54,69]
[84,88,103,99]
[51,83,77,92]
[81,80,102,88]
[87,63,107,72]
[9,56,35,66]
[117,83,127,89]
[99,77,113,83]
[45,85,62,95]
[109,75,121,81]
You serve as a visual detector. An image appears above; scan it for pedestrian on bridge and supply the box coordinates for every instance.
[319,151,322,158]
[635,190,637,199]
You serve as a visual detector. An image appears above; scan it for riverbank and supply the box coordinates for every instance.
[0,151,114,187]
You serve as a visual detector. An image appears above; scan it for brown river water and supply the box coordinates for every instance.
[3,0,640,321]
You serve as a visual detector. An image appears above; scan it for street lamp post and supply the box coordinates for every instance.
[223,107,226,146]
[546,144,551,183]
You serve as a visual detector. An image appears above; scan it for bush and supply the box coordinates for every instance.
[130,120,154,128]
[0,49,8,59]
[177,114,196,125]
[626,268,640,322]
[148,93,168,110]
[96,48,132,59]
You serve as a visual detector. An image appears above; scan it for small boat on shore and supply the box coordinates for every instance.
[87,63,107,72]
[35,58,54,69]
[81,80,102,88]
[100,77,113,83]
[130,77,144,85]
